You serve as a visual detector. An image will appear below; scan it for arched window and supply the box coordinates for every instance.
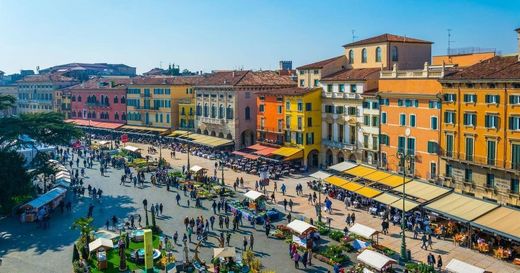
[120,96,126,103]
[348,49,354,64]
[114,112,119,120]
[375,47,382,62]
[391,46,398,61]
[196,103,202,116]
[219,104,224,119]
[78,95,82,102]
[122,112,126,120]
[226,105,233,119]
[114,96,118,103]
[211,104,217,118]
[361,48,367,63]
[71,95,76,102]
[245,106,251,120]
[203,103,209,117]
[104,96,109,105]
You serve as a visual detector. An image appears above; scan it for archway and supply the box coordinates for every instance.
[307,149,319,168]
[210,131,216,137]
[218,132,224,138]
[196,128,202,134]
[349,153,357,163]
[226,133,233,140]
[203,129,209,135]
[326,149,333,166]
[337,152,345,163]
[240,129,254,148]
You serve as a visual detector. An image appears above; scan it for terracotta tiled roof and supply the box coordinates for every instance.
[443,55,520,80]
[342,33,432,47]
[196,71,296,87]
[18,73,77,83]
[129,76,204,85]
[321,68,381,81]
[296,56,345,70]
[256,87,320,96]
[67,77,132,90]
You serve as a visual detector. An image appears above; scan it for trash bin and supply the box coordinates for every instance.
[407,249,412,261]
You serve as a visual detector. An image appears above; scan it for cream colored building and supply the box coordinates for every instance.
[296,56,347,88]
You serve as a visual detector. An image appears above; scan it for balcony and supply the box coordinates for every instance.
[322,92,361,100]
[440,151,504,168]
[257,126,284,134]
[86,102,111,109]
[322,139,356,150]
[200,117,225,125]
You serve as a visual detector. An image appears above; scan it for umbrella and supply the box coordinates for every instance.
[89,238,114,252]
[213,247,236,259]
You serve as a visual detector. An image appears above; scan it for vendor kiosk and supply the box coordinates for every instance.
[287,220,318,250]
[20,187,67,223]
[357,249,396,273]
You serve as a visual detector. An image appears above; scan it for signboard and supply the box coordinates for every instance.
[292,235,307,248]
[143,229,153,272]
[121,134,128,143]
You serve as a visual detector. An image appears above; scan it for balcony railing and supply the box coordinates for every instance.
[440,151,505,168]
[257,126,284,134]
[200,117,225,125]
[322,139,356,150]
[86,102,110,108]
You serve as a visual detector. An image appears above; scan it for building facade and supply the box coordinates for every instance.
[126,76,199,129]
[69,77,130,123]
[16,74,78,114]
[439,29,520,205]
[378,64,450,181]
[296,56,347,88]
[178,98,195,130]
[194,71,295,149]
[256,92,285,145]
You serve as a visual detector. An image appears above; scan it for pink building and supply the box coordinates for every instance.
[68,77,131,123]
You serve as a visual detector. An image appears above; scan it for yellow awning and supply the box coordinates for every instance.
[373,193,401,205]
[425,193,499,222]
[324,176,350,187]
[363,171,392,182]
[472,207,520,242]
[272,147,303,159]
[392,180,451,202]
[341,182,364,192]
[178,133,233,148]
[390,198,420,212]
[169,130,190,137]
[376,175,407,188]
[344,165,377,177]
[355,187,381,198]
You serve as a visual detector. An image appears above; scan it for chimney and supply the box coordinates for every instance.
[516,28,520,61]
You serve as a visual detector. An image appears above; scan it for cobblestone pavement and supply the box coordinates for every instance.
[130,142,520,273]
[0,144,333,273]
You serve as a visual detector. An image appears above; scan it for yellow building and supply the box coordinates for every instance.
[272,87,322,167]
[178,97,195,130]
[439,30,520,206]
[126,76,200,129]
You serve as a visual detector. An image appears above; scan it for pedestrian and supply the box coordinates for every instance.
[243,236,248,251]
[176,193,181,205]
[427,252,436,267]
[421,234,428,249]
[173,231,178,245]
[159,203,163,215]
[346,214,351,226]
[283,199,288,211]
[289,199,293,212]
[302,250,308,268]
[287,212,292,223]
[292,251,300,269]
[265,222,271,237]
[436,255,443,271]
[212,200,217,214]
[427,233,433,249]
[351,212,356,224]
[138,214,142,227]
[249,234,254,251]
[226,233,231,246]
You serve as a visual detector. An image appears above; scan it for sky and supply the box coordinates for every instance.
[0,0,519,74]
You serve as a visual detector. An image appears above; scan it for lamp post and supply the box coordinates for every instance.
[396,128,413,263]
[317,179,322,223]
[219,160,225,186]
[187,131,191,171]
[158,135,163,167]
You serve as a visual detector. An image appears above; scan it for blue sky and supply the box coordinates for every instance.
[0,0,519,74]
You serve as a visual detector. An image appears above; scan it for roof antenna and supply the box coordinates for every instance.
[447,29,455,55]
[351,30,358,42]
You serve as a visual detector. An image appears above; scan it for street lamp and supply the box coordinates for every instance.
[317,179,322,223]
[158,135,163,167]
[396,128,413,263]
[187,131,191,171]
[219,160,225,186]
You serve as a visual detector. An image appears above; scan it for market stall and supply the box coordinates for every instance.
[287,220,318,249]
[356,249,396,273]
[309,170,332,180]
[349,223,379,244]
[89,238,115,270]
[20,187,67,223]
[328,161,357,173]
[189,165,207,182]
[228,191,280,224]
[445,258,486,273]
[243,190,267,212]
[123,145,141,154]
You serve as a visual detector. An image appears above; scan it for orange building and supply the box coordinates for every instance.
[378,64,453,181]
[432,51,495,67]
[256,92,285,145]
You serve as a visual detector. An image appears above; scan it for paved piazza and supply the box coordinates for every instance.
[1,141,519,273]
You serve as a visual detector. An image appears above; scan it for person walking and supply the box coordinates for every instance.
[283,199,288,211]
[421,234,428,250]
[292,251,300,269]
[302,250,308,268]
[243,236,248,251]
[289,199,294,212]
[226,233,231,247]
[436,255,443,271]
[427,233,433,249]
[427,253,436,267]
[249,234,254,251]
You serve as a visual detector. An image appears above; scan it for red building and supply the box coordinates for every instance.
[68,77,130,123]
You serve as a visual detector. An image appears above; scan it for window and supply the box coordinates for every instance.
[427,141,438,154]
[327,84,333,92]
[297,117,302,130]
[446,164,453,177]
[463,94,477,103]
[465,168,473,182]
[363,115,370,126]
[431,117,438,130]
[350,84,357,93]
[398,99,403,106]
[245,107,251,120]
[487,140,496,165]
[313,70,319,75]
[299,79,305,87]
[399,114,406,126]
[313,79,319,87]
[381,112,387,124]
[375,47,382,62]
[307,117,312,127]
[446,135,454,157]
[510,95,520,105]
[339,84,345,92]
[485,94,500,104]
[407,138,416,155]
[348,50,354,64]
[510,116,520,130]
[226,105,233,119]
[372,116,379,127]
[259,96,265,101]
[428,100,441,109]
[361,48,367,63]
[430,163,437,179]
[380,134,389,145]
[78,95,82,102]
[296,132,303,144]
[363,135,369,148]
[380,98,389,105]
[305,103,312,111]
[285,100,291,111]
[391,46,398,62]
[335,106,344,114]
[277,105,283,114]
[410,114,416,127]
[120,96,125,103]
[297,100,303,112]
[465,137,474,161]
[372,136,378,150]
[512,178,520,194]
[211,104,217,118]
[485,114,499,129]
[463,112,477,126]
[306,133,314,145]
[113,96,118,103]
[444,111,456,124]
[362,101,370,109]
[286,116,291,129]
[512,144,520,169]
[486,173,495,188]
[219,105,224,118]
[372,102,379,109]
[444,94,456,102]
[398,136,405,153]
[299,70,305,75]
[203,103,208,117]
[347,107,357,115]
[259,104,265,113]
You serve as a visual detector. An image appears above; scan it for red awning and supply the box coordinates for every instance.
[247,144,267,151]
[65,119,124,130]
[232,151,260,160]
[246,144,278,156]
[254,147,278,156]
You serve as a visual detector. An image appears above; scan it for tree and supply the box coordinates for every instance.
[72,243,80,263]
[0,150,33,214]
[30,152,59,193]
[0,95,16,111]
[71,217,95,245]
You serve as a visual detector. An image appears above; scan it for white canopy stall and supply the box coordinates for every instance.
[349,223,379,243]
[244,190,264,201]
[287,220,317,249]
[309,171,332,180]
[329,161,357,172]
[357,249,396,272]
[445,259,486,273]
[89,238,114,253]
[123,145,140,153]
[189,165,204,173]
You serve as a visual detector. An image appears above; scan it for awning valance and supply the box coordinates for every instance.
[329,161,357,172]
[373,193,401,205]
[389,198,420,212]
[179,133,234,148]
[445,259,485,273]
[309,171,332,180]
[355,187,382,199]
[65,119,124,129]
[375,175,407,188]
[344,165,377,177]
[472,206,520,242]
[120,125,168,133]
[425,193,499,222]
[232,151,260,160]
[324,176,350,187]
